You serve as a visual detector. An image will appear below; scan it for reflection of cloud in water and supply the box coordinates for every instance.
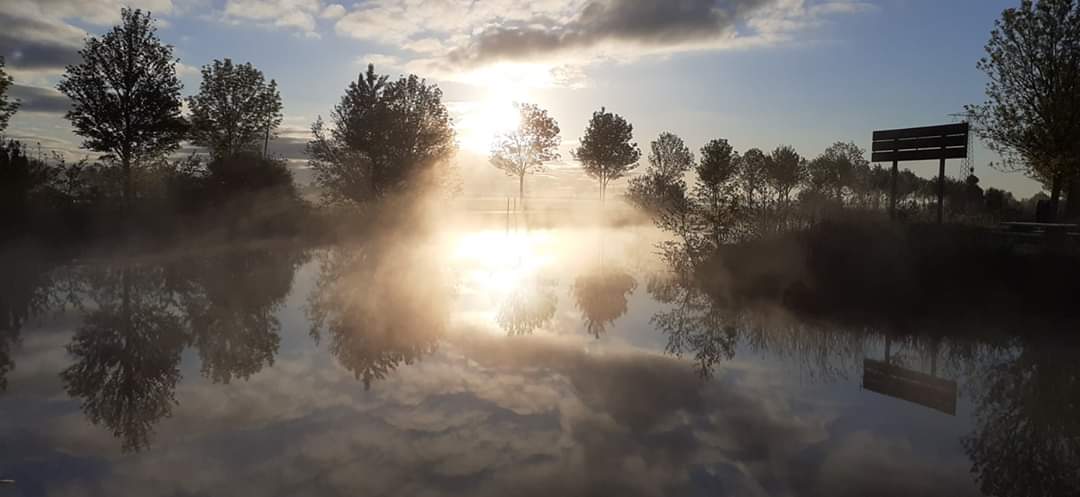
[15,333,981,496]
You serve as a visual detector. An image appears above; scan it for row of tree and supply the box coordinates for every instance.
[0,9,303,241]
[2,3,1074,240]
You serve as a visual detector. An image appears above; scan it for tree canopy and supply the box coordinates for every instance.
[308,64,456,205]
[626,132,693,215]
[56,8,186,207]
[574,107,640,201]
[0,57,18,135]
[764,145,806,204]
[969,0,1080,215]
[188,59,283,159]
[489,102,561,200]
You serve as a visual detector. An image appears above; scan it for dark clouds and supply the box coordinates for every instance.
[0,13,83,72]
[447,0,774,66]
[9,84,70,114]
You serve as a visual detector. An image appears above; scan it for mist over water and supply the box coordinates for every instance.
[2,205,1077,497]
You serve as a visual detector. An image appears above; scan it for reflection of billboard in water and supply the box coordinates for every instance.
[862,359,958,415]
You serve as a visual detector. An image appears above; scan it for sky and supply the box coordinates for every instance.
[0,0,1045,198]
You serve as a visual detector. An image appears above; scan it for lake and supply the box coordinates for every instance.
[1,222,1076,497]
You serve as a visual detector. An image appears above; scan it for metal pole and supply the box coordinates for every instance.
[938,158,946,224]
[889,159,899,220]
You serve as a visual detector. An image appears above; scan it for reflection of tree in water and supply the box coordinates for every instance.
[964,341,1080,497]
[307,242,448,389]
[182,247,305,383]
[57,245,307,452]
[60,265,187,452]
[497,276,558,336]
[572,267,637,338]
[647,258,737,378]
[1,245,65,392]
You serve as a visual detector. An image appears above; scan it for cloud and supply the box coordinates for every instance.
[8,84,71,114]
[320,3,346,19]
[332,0,869,86]
[6,329,982,497]
[0,13,84,74]
[223,0,326,33]
[6,0,176,27]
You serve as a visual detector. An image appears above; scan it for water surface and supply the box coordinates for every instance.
[1,225,1076,496]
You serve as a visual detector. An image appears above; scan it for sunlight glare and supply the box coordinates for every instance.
[454,63,556,154]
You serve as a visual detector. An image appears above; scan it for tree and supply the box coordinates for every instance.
[695,138,741,242]
[0,57,18,135]
[188,59,283,159]
[489,103,561,202]
[807,142,868,203]
[574,107,640,201]
[308,64,456,205]
[764,145,806,205]
[649,132,695,180]
[57,9,186,210]
[626,132,692,214]
[969,0,1080,220]
[739,148,768,209]
[697,139,738,194]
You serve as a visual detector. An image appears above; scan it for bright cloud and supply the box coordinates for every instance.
[330,0,870,85]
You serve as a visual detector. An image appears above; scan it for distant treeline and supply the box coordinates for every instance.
[624,133,1042,244]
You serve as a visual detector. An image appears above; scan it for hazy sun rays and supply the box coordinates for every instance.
[451,62,561,154]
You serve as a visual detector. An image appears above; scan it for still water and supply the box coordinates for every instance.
[1,224,1077,497]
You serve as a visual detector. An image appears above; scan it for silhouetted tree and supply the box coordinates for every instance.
[0,57,18,134]
[308,64,456,205]
[490,102,561,202]
[188,59,283,159]
[0,141,53,237]
[969,0,1080,219]
[764,145,806,206]
[695,138,741,242]
[574,107,640,201]
[739,148,768,211]
[57,8,186,211]
[807,141,867,203]
[626,132,692,215]
[60,264,187,452]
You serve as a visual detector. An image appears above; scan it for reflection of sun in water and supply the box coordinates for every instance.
[449,229,555,330]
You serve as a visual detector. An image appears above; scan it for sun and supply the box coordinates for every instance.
[457,93,522,154]
[454,63,555,154]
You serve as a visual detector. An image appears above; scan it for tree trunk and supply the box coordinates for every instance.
[518,174,525,203]
[263,125,271,159]
[122,152,133,235]
[1049,172,1063,222]
[1065,174,1080,221]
